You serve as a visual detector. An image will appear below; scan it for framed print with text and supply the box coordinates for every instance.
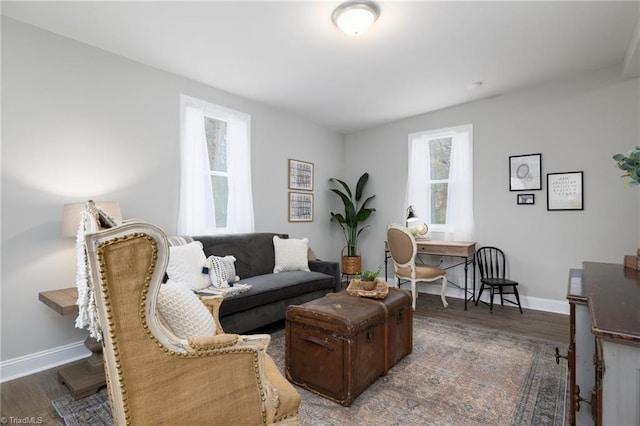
[547,171,583,211]
[288,192,313,222]
[288,159,314,191]
[509,153,542,191]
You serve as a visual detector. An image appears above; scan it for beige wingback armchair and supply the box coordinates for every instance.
[84,219,300,425]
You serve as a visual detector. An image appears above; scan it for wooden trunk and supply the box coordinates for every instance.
[285,295,386,406]
[327,287,413,373]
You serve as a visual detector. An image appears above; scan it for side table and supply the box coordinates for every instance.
[39,287,106,399]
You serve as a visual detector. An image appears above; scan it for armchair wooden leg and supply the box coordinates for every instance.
[411,279,417,310]
[440,276,448,308]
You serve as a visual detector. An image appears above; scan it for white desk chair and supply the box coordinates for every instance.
[386,224,448,310]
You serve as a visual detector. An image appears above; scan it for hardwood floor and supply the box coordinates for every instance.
[415,291,569,343]
[0,293,569,424]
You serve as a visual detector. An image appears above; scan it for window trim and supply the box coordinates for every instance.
[178,95,254,235]
[407,123,474,237]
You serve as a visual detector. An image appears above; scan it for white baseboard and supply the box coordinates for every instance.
[0,340,89,383]
[389,278,570,315]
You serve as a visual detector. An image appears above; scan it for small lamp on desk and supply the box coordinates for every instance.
[406,205,419,227]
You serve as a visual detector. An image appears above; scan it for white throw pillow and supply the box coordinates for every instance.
[157,280,217,339]
[273,236,310,273]
[167,241,211,291]
[207,255,239,288]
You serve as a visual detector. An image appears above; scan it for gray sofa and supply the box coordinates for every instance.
[191,232,340,334]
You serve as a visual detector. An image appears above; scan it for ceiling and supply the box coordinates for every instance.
[3,1,639,134]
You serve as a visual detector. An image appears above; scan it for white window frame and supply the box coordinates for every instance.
[406,124,475,241]
[178,95,254,235]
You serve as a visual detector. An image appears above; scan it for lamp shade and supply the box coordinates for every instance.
[332,1,380,35]
[62,201,122,237]
[406,205,419,223]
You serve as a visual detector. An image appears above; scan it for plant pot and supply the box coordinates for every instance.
[360,278,377,291]
[341,246,361,275]
[342,256,361,275]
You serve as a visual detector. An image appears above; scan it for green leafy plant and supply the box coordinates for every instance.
[355,266,381,281]
[329,172,376,257]
[613,146,640,187]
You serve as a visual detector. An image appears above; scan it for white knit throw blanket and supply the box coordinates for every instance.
[197,283,252,297]
[74,210,102,341]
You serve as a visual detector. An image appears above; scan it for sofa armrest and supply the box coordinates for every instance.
[309,259,341,292]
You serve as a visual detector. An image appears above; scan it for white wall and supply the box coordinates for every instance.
[1,18,344,367]
[346,65,640,305]
[3,15,639,379]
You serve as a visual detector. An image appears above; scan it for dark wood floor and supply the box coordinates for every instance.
[0,293,569,424]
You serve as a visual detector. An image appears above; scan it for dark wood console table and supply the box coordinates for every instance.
[564,262,640,425]
[39,287,106,399]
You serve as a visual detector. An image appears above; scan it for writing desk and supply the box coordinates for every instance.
[384,239,476,310]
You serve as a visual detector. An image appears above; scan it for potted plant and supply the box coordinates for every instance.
[355,266,381,290]
[613,146,640,187]
[329,172,376,275]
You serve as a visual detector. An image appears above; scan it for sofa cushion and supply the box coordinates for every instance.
[273,236,310,273]
[157,280,217,339]
[167,241,211,291]
[218,271,335,317]
[207,255,238,288]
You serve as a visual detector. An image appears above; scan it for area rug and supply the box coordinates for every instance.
[52,317,567,426]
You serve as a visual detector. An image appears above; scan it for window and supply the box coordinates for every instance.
[427,137,451,225]
[204,116,229,227]
[178,95,254,235]
[406,124,475,241]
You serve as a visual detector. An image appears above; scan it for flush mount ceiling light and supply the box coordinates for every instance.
[332,1,380,35]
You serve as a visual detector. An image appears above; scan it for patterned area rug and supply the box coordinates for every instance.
[52,317,566,425]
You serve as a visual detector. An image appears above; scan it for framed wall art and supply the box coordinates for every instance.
[517,194,535,205]
[509,153,542,191]
[547,171,583,211]
[288,192,313,222]
[288,159,314,191]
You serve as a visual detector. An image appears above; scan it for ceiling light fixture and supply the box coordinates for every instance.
[332,1,380,36]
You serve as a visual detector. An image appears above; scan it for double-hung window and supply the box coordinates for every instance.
[406,124,475,241]
[178,95,254,235]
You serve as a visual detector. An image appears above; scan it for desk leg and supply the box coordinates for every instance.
[472,256,476,305]
[464,256,468,310]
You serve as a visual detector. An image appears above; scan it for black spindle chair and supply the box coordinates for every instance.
[475,246,523,314]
